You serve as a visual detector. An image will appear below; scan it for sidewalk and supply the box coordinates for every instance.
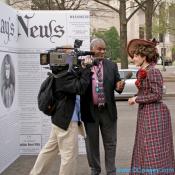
[159,65,175,82]
[1,65,175,175]
[1,155,91,175]
[159,65,175,97]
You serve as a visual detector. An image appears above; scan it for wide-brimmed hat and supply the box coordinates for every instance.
[127,39,156,58]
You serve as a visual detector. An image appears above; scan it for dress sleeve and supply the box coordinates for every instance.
[135,68,163,104]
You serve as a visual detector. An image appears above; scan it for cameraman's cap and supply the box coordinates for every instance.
[63,45,73,53]
[127,39,157,58]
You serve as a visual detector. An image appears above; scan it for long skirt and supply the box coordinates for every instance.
[130,102,175,175]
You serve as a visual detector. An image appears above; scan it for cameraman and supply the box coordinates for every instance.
[30,47,92,175]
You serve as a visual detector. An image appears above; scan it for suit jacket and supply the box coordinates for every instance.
[81,59,121,122]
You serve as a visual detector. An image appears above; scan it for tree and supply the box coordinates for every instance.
[152,1,175,61]
[166,2,175,62]
[166,2,175,36]
[31,0,88,10]
[135,0,162,40]
[8,0,30,9]
[9,0,88,10]
[93,27,120,61]
[152,1,167,39]
[152,1,175,41]
[92,0,146,69]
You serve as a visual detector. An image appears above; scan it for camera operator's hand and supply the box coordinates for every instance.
[81,56,93,69]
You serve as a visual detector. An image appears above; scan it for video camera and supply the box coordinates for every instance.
[40,39,94,69]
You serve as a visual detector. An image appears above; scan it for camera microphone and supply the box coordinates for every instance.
[77,51,95,57]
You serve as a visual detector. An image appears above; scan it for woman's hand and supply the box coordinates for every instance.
[128,96,137,105]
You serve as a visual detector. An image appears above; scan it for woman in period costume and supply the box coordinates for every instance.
[127,39,175,175]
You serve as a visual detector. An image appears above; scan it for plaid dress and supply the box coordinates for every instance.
[130,64,175,175]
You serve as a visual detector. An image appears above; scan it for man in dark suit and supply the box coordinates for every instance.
[81,38,125,175]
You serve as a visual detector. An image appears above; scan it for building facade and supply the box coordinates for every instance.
[89,0,174,63]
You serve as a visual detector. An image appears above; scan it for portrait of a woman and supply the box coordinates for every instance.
[1,54,15,108]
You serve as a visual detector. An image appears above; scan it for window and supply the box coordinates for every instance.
[159,33,164,42]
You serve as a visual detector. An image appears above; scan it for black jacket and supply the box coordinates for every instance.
[52,67,91,130]
[81,59,121,122]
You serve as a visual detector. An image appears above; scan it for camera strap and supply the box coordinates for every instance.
[47,72,68,79]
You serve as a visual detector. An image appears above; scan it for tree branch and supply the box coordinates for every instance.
[45,0,51,10]
[74,0,87,9]
[54,0,62,9]
[93,0,119,13]
[126,4,139,10]
[68,0,76,9]
[9,0,30,6]
[153,0,162,13]
[61,0,66,10]
[134,0,146,11]
[127,0,147,22]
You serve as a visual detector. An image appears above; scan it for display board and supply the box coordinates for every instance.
[0,2,90,173]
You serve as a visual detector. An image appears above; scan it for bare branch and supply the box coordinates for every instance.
[10,0,88,10]
[77,0,87,9]
[73,0,85,10]
[93,0,119,13]
[9,0,30,6]
[127,0,147,22]
[46,0,51,10]
[153,0,162,13]
[54,0,63,9]
[61,0,66,10]
[68,0,76,9]
[126,4,139,10]
[134,0,146,11]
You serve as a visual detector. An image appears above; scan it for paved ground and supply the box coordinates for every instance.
[160,65,175,96]
[1,65,175,175]
[1,155,91,175]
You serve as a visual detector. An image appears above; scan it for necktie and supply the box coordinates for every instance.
[96,62,105,106]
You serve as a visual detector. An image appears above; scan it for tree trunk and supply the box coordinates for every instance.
[145,0,154,40]
[120,0,128,69]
